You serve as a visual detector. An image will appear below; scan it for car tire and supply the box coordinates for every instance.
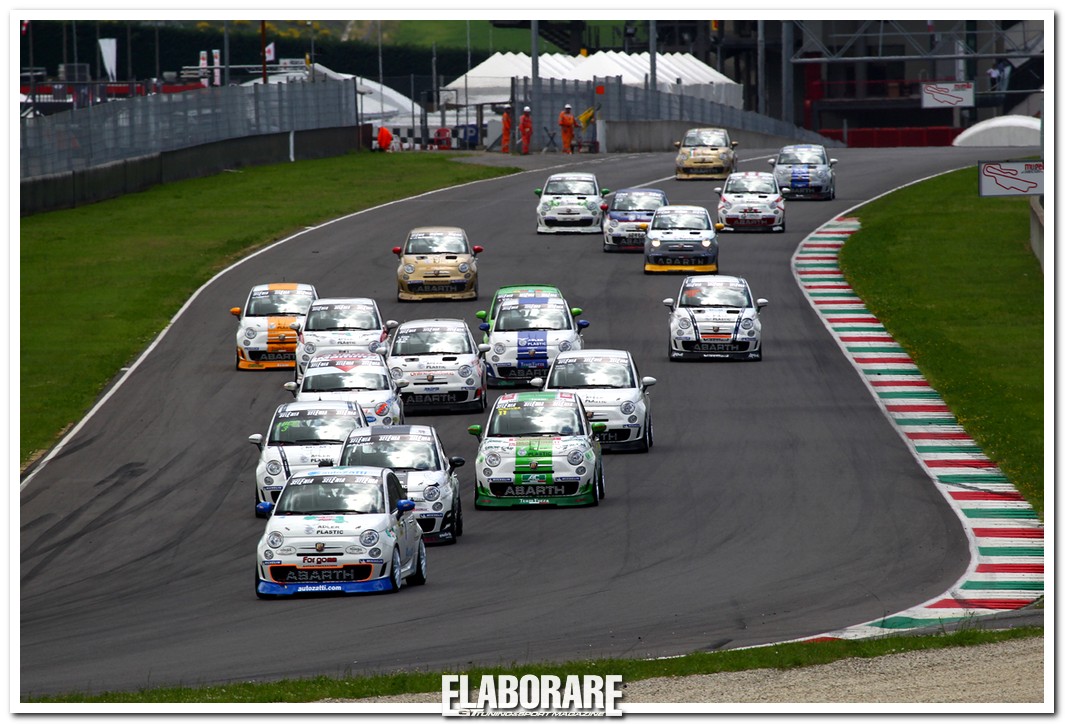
[388,548,403,593]
[453,496,464,537]
[597,462,606,500]
[408,540,428,586]
[636,413,653,452]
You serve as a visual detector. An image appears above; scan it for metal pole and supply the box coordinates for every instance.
[378,20,384,117]
[531,20,540,151]
[223,20,230,86]
[260,21,267,84]
[126,22,132,82]
[757,20,766,115]
[781,20,793,124]
[465,20,471,148]
[649,20,657,118]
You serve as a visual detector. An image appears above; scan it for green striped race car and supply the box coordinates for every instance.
[468,391,606,508]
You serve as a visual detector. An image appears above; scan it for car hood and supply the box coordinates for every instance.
[606,211,653,223]
[646,229,715,241]
[267,443,343,468]
[395,470,447,492]
[490,330,578,347]
[679,306,755,328]
[264,512,388,538]
[480,436,588,458]
[243,315,302,341]
[568,389,642,407]
[390,353,480,370]
[304,330,384,347]
[296,390,395,406]
[680,147,728,158]
[541,194,599,207]
[401,253,473,265]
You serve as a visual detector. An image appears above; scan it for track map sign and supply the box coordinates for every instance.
[920,81,974,108]
[978,160,1045,196]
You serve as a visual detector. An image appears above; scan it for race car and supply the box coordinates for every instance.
[283,350,407,425]
[254,466,426,597]
[393,226,483,301]
[534,173,609,234]
[231,283,318,370]
[715,172,787,232]
[338,425,464,545]
[768,144,837,200]
[386,318,490,412]
[530,349,656,453]
[479,292,589,386]
[467,390,605,508]
[673,127,738,180]
[643,205,721,274]
[292,297,396,384]
[663,274,768,361]
[248,400,369,515]
[475,284,567,342]
[601,188,669,252]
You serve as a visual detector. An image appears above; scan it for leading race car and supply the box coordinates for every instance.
[386,318,490,412]
[715,172,787,232]
[338,425,464,545]
[248,400,369,515]
[467,390,605,508]
[393,226,483,301]
[292,297,396,384]
[643,205,721,274]
[254,466,426,597]
[479,292,589,386]
[663,274,768,361]
[600,187,669,252]
[283,350,407,425]
[673,127,738,180]
[231,283,318,370]
[768,144,837,200]
[530,349,656,453]
[534,172,609,234]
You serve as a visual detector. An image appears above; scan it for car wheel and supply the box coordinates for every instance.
[597,462,606,500]
[408,540,428,586]
[388,548,403,593]
[588,465,601,507]
[636,413,652,452]
[454,496,464,537]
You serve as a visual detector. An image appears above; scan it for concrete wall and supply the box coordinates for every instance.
[598,120,842,153]
[21,125,367,216]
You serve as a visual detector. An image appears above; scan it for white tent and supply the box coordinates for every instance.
[952,115,1042,147]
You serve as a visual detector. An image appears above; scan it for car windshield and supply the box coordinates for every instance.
[303,370,389,393]
[268,411,364,445]
[246,290,314,316]
[305,306,379,331]
[778,149,826,165]
[495,306,572,332]
[652,212,710,230]
[274,480,384,515]
[544,179,596,195]
[612,192,666,212]
[683,130,728,147]
[405,232,468,254]
[392,329,472,355]
[340,439,440,471]
[488,404,582,437]
[725,178,777,194]
[680,284,752,308]
[548,359,634,389]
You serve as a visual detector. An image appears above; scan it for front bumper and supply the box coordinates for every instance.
[603,229,648,251]
[415,508,457,543]
[537,211,602,233]
[398,277,477,300]
[237,346,296,370]
[644,256,718,273]
[675,163,730,180]
[257,558,395,596]
[720,213,783,231]
[668,337,762,361]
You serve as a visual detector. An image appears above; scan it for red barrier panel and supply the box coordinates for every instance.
[816,126,962,148]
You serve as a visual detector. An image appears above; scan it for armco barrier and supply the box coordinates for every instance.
[818,126,963,147]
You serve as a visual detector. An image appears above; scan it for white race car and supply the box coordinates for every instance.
[254,466,426,597]
[479,294,589,386]
[231,282,318,370]
[338,425,465,545]
[534,172,609,234]
[292,297,397,384]
[768,144,837,200]
[467,390,605,508]
[531,349,656,453]
[715,172,787,232]
[248,400,369,516]
[386,318,491,412]
[663,275,768,361]
[283,350,407,425]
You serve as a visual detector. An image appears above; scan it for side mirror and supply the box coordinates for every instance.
[449,456,466,470]
[756,298,769,310]
[283,381,298,396]
[780,186,790,195]
[478,343,492,354]
[255,501,274,516]
[570,307,583,317]
[829,158,838,166]
[385,320,399,331]
[467,424,483,439]
[289,321,301,332]
[601,188,610,195]
[248,433,264,448]
[394,379,409,389]
[479,322,490,332]
[591,422,608,435]
[534,188,543,197]
[715,222,725,231]
[473,245,484,254]
[475,310,487,321]
[713,187,723,195]
[731,140,739,148]
[767,158,776,166]
[662,297,675,310]
[673,140,681,148]
[641,376,657,389]
[577,319,590,330]
[599,202,609,211]
[230,307,242,317]
[392,246,403,256]
[529,377,545,388]
[397,499,416,513]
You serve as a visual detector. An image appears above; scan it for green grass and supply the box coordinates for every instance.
[22,626,1042,703]
[19,153,517,466]
[839,168,1044,516]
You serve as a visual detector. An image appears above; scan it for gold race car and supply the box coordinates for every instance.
[673,127,738,180]
[231,282,318,370]
[394,226,483,301]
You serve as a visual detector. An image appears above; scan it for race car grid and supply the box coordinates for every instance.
[789,217,1044,641]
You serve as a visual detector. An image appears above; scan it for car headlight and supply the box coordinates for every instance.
[303,341,316,355]
[458,262,470,273]
[375,402,390,417]
[266,460,283,476]
[677,317,692,330]
[266,531,284,549]
[360,530,380,547]
[457,364,473,377]
[740,318,754,330]
[558,340,573,352]
[403,264,415,274]
[485,452,502,467]
[538,204,550,214]
[620,401,636,415]
[567,449,585,465]
[585,201,598,211]
[243,327,258,340]
[492,342,506,355]
[650,239,661,248]
[607,219,618,229]
[702,239,713,248]
[390,366,403,380]
[423,486,441,502]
